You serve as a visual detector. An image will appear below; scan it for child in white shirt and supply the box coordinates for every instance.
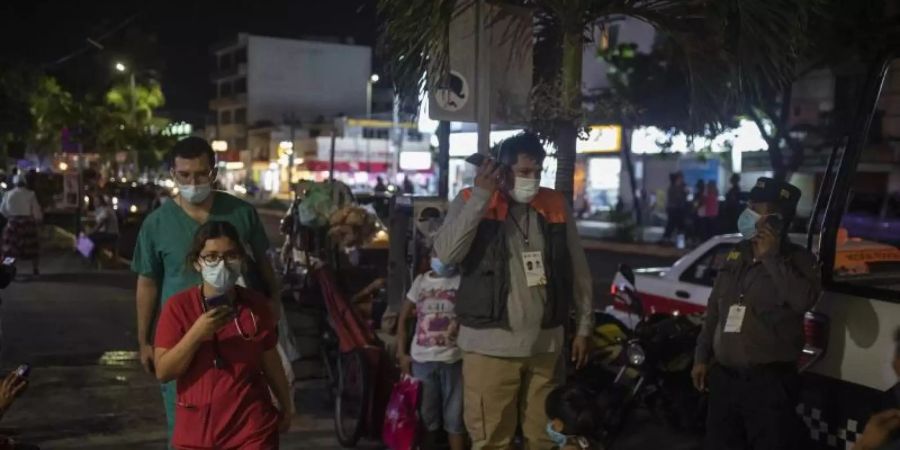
[396,254,464,450]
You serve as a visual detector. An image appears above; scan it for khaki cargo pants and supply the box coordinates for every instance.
[462,351,562,450]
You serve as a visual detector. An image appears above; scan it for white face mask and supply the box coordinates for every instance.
[200,260,242,294]
[510,177,540,203]
[179,183,213,204]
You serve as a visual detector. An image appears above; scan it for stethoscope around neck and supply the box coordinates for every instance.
[199,286,261,369]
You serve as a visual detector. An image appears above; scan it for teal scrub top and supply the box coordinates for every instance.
[131,192,271,309]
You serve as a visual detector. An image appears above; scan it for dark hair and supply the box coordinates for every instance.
[494,132,546,167]
[167,137,216,168]
[184,221,247,270]
[545,384,600,438]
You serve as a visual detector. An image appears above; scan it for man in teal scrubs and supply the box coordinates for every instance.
[132,137,283,438]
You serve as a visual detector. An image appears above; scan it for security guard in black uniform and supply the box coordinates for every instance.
[692,177,822,450]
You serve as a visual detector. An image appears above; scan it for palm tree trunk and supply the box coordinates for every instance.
[555,122,577,203]
[621,127,642,228]
[553,27,583,204]
[748,108,788,181]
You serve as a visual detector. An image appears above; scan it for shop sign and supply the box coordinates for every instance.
[577,125,621,153]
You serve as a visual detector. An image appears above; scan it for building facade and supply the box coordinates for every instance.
[208,33,378,194]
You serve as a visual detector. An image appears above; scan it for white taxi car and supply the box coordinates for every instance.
[608,233,900,329]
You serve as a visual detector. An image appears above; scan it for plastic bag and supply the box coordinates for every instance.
[297,185,334,227]
[382,375,421,450]
[76,234,94,258]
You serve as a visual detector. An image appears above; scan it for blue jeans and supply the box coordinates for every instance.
[412,360,464,434]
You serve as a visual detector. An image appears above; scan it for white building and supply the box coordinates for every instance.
[207,33,376,193]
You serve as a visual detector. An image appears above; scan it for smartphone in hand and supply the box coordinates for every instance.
[465,153,488,167]
[763,214,784,233]
[14,364,30,379]
[206,294,230,309]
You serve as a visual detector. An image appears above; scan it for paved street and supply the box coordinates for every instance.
[0,211,696,449]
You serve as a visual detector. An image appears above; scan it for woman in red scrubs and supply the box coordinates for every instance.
[154,221,293,449]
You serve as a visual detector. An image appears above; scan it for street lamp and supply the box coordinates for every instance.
[367,73,380,118]
[211,140,228,152]
[113,61,137,125]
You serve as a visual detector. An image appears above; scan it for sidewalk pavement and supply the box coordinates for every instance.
[0,250,380,449]
[581,238,689,259]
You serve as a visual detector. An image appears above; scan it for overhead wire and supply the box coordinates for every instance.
[43,12,141,68]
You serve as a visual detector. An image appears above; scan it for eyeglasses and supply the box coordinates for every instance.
[173,170,215,185]
[199,252,243,265]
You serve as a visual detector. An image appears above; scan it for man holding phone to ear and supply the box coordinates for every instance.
[692,177,822,450]
[434,132,593,449]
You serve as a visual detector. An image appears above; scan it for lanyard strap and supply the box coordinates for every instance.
[508,207,531,247]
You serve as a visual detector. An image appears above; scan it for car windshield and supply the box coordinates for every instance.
[829,60,900,294]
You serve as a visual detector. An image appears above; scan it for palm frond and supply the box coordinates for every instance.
[377,0,469,103]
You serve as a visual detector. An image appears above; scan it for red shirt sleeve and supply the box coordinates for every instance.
[154,292,189,349]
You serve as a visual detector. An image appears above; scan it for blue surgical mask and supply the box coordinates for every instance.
[546,421,569,447]
[200,260,242,294]
[179,183,213,204]
[430,257,457,277]
[737,207,761,239]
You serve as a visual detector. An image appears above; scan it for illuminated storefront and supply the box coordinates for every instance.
[577,125,623,213]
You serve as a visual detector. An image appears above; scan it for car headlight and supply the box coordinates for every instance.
[626,342,646,367]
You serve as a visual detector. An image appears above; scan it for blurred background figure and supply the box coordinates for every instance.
[662,172,687,244]
[704,180,720,238]
[722,173,744,233]
[402,176,414,194]
[0,174,42,277]
[86,195,120,264]
[374,176,387,194]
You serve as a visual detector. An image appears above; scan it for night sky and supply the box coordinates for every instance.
[0,0,377,116]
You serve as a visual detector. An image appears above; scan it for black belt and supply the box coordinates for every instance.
[716,361,796,380]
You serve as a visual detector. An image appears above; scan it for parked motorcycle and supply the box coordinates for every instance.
[573,264,705,447]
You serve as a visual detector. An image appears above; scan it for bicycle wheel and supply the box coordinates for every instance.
[334,349,369,447]
[320,329,338,402]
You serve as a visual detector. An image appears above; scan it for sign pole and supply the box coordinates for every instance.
[75,136,84,237]
[475,0,491,155]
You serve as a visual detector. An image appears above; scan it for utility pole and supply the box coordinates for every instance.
[437,121,450,199]
[129,72,137,126]
[475,0,492,155]
[75,131,84,237]
[283,112,298,191]
[391,95,401,182]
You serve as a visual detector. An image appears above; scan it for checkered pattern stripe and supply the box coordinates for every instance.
[797,403,860,449]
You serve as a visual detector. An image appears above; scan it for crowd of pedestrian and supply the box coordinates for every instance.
[113,132,900,450]
[661,171,746,247]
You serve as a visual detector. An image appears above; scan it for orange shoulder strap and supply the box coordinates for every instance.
[461,188,508,220]
[529,188,567,224]
[460,187,566,223]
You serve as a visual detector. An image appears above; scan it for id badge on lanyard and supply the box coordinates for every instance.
[723,304,746,333]
[521,251,547,287]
